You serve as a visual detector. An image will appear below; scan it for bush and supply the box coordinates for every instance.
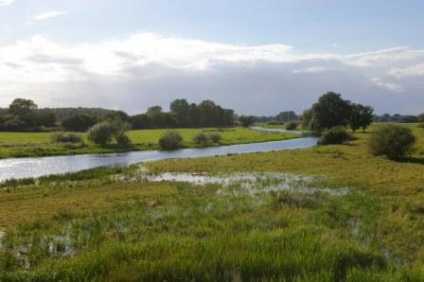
[192,132,210,146]
[51,133,82,143]
[208,133,222,143]
[286,121,299,130]
[369,124,416,160]
[319,127,352,145]
[115,133,132,148]
[87,122,115,145]
[158,131,183,150]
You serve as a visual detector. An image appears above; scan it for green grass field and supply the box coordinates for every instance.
[0,123,423,280]
[0,127,297,159]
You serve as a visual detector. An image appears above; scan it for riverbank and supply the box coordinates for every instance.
[0,127,298,159]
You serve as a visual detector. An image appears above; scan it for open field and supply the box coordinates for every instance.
[0,123,423,280]
[0,127,297,159]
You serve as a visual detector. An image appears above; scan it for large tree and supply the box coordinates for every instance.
[310,92,352,132]
[349,103,374,132]
[170,99,191,127]
[7,98,38,127]
[8,98,37,117]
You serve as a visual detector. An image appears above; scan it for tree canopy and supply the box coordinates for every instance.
[302,92,374,133]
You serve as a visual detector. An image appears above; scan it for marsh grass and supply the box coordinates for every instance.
[0,123,423,280]
[0,167,422,280]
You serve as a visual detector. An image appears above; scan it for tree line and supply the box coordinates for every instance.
[0,98,235,132]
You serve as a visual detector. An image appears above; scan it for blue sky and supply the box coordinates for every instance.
[0,0,423,115]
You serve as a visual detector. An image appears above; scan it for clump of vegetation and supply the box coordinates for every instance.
[286,121,299,130]
[238,115,255,127]
[301,92,373,133]
[158,130,183,150]
[115,132,132,148]
[419,112,424,128]
[369,124,416,160]
[87,122,115,145]
[208,133,222,143]
[319,127,353,145]
[51,133,83,144]
[192,132,210,146]
[62,114,97,132]
[87,121,132,147]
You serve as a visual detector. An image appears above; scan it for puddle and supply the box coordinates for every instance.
[47,232,75,257]
[121,170,348,196]
[0,230,5,248]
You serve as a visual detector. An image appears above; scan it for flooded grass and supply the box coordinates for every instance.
[0,167,422,280]
[120,169,349,196]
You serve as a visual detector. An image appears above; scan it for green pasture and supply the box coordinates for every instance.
[0,127,297,159]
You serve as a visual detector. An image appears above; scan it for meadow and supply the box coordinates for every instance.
[0,123,423,280]
[0,127,297,159]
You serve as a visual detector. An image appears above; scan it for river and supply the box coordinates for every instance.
[0,129,317,181]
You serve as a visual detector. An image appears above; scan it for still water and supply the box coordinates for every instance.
[0,136,317,182]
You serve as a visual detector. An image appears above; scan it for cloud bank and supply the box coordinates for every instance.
[0,33,423,114]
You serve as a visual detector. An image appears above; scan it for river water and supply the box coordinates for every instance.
[0,132,317,182]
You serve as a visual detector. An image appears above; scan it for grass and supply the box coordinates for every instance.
[0,127,297,159]
[0,123,423,280]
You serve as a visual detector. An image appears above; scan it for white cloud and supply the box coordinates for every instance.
[0,32,423,114]
[370,77,404,93]
[388,64,424,78]
[293,67,327,74]
[0,0,15,6]
[31,11,66,22]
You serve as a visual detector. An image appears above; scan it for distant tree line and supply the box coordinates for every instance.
[0,98,235,132]
[373,113,422,123]
[131,99,235,129]
[0,98,57,131]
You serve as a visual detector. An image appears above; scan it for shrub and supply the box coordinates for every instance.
[158,131,183,150]
[319,127,352,145]
[192,132,210,146]
[115,133,132,148]
[208,133,222,143]
[286,121,299,130]
[369,124,416,160]
[87,122,115,145]
[51,133,82,143]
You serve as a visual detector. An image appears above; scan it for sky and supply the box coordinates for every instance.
[0,0,423,115]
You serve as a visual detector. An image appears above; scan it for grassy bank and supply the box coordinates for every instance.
[0,123,422,280]
[0,127,297,159]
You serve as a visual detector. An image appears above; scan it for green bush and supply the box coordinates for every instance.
[87,122,115,145]
[115,133,132,148]
[192,133,210,146]
[208,133,222,143]
[369,124,416,160]
[158,131,183,150]
[319,127,352,145]
[51,133,82,143]
[286,121,299,130]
